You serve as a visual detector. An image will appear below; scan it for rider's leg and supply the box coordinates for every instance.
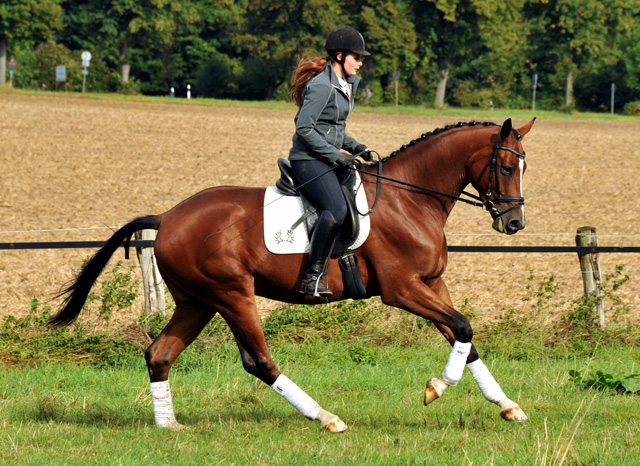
[291,160,347,298]
[299,210,339,297]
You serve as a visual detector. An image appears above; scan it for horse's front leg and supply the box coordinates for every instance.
[382,277,527,422]
[426,279,528,422]
[381,277,473,394]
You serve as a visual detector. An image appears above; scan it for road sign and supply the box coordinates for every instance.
[56,66,67,82]
[8,56,17,70]
[81,51,92,67]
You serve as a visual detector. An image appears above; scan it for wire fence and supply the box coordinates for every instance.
[2,226,640,317]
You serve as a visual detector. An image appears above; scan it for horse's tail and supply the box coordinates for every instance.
[48,215,161,327]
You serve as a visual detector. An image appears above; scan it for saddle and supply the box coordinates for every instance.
[275,158,368,299]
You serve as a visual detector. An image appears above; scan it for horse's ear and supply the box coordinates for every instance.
[516,117,536,138]
[500,118,512,140]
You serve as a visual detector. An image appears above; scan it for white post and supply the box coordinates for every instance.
[611,83,615,115]
[187,84,191,99]
[135,229,165,316]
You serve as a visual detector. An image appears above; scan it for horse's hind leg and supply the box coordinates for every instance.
[425,279,527,422]
[144,296,215,428]
[220,292,347,432]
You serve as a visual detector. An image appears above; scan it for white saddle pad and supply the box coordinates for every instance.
[263,172,371,254]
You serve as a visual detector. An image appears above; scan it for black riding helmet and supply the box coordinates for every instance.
[325,26,371,57]
[325,27,371,79]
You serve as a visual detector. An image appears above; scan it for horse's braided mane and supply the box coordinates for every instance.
[380,120,498,163]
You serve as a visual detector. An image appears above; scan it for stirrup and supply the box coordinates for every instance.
[299,274,332,301]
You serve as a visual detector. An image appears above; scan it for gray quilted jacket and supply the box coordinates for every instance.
[289,65,362,165]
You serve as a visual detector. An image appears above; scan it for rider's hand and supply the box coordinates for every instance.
[355,144,372,161]
[336,153,356,169]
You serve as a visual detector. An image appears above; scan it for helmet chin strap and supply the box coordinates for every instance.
[331,51,348,79]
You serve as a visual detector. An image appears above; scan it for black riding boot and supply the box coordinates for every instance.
[299,210,340,299]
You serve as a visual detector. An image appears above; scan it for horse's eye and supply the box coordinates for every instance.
[501,166,514,176]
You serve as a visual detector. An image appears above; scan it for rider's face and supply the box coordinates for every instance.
[338,52,363,77]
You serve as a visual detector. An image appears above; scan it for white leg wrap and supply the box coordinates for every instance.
[468,359,507,404]
[150,380,179,427]
[441,341,471,386]
[271,374,322,420]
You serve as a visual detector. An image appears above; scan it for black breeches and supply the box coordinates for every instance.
[290,159,347,225]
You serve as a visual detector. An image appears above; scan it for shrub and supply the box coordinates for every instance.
[623,101,640,115]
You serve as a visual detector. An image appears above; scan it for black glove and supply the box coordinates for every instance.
[354,144,372,161]
[336,153,356,169]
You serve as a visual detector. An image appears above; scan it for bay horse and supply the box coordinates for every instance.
[50,118,535,432]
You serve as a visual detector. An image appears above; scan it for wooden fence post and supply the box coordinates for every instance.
[575,226,605,327]
[135,229,165,316]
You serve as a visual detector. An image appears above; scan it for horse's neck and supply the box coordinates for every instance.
[385,134,477,213]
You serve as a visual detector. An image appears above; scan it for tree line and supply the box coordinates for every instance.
[2,0,640,113]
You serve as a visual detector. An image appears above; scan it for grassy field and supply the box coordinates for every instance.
[1,297,639,466]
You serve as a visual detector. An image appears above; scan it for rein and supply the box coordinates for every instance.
[356,124,526,218]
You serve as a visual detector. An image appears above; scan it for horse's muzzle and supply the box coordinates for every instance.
[492,214,525,235]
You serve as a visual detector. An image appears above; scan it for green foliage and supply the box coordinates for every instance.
[3,0,640,109]
[262,299,376,341]
[458,296,477,321]
[30,41,80,90]
[85,262,139,324]
[261,299,433,347]
[3,263,639,373]
[0,298,141,368]
[479,267,638,361]
[522,271,558,310]
[570,368,640,394]
[0,0,63,43]
[624,101,640,115]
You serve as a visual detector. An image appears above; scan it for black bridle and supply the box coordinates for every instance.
[354,124,526,219]
[465,126,526,218]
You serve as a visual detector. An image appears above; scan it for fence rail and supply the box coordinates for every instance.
[0,241,155,250]
[2,228,638,326]
[2,241,640,254]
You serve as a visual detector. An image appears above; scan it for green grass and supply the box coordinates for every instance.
[2,298,640,465]
[3,86,639,121]
[1,339,639,465]
[2,273,639,465]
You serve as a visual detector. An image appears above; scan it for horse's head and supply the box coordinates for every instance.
[469,118,535,235]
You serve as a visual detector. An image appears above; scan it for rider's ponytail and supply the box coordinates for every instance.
[290,55,331,106]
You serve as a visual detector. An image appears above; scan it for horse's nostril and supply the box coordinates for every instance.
[508,219,524,232]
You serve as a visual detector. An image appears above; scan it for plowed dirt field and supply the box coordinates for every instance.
[2,91,639,324]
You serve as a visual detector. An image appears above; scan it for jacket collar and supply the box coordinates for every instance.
[326,64,360,99]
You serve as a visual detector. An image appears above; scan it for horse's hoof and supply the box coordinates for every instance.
[500,405,528,422]
[158,418,184,429]
[321,416,348,433]
[424,378,447,406]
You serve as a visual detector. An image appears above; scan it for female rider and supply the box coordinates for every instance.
[289,26,372,299]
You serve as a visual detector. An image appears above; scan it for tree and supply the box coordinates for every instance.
[0,0,63,85]
[528,0,640,110]
[410,0,481,108]
[231,0,346,99]
[467,0,532,108]
[355,0,419,105]
[61,0,199,91]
